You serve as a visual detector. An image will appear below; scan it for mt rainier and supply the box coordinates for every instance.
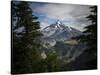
[41,20,82,47]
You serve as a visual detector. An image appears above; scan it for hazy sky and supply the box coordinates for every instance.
[30,2,92,31]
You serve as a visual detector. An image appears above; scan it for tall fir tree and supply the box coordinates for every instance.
[62,6,97,70]
[84,6,97,54]
[74,6,97,69]
[83,6,97,68]
[11,1,42,74]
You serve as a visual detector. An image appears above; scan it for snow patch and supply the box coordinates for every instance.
[68,26,72,31]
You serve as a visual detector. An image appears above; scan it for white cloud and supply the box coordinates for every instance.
[65,23,87,31]
[34,3,90,20]
[40,22,49,29]
[34,3,74,20]
[32,3,92,31]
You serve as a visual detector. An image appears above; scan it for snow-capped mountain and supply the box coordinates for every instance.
[40,20,86,63]
[41,20,82,47]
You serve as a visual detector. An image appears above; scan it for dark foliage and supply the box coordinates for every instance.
[68,6,97,70]
[11,1,42,74]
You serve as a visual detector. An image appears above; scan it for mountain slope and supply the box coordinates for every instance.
[41,20,82,47]
[40,20,87,64]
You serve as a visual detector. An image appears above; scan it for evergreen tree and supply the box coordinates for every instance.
[11,1,42,74]
[74,6,97,69]
[63,6,97,70]
[45,51,60,72]
[83,6,97,68]
[84,6,97,54]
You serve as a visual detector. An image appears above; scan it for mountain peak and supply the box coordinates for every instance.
[56,20,62,25]
[42,20,82,40]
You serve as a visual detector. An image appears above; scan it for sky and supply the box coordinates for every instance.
[29,2,92,31]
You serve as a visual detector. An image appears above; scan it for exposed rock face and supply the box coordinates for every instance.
[41,20,82,47]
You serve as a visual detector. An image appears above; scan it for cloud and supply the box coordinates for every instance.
[34,3,90,20]
[33,3,74,20]
[31,2,92,31]
[40,22,49,29]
